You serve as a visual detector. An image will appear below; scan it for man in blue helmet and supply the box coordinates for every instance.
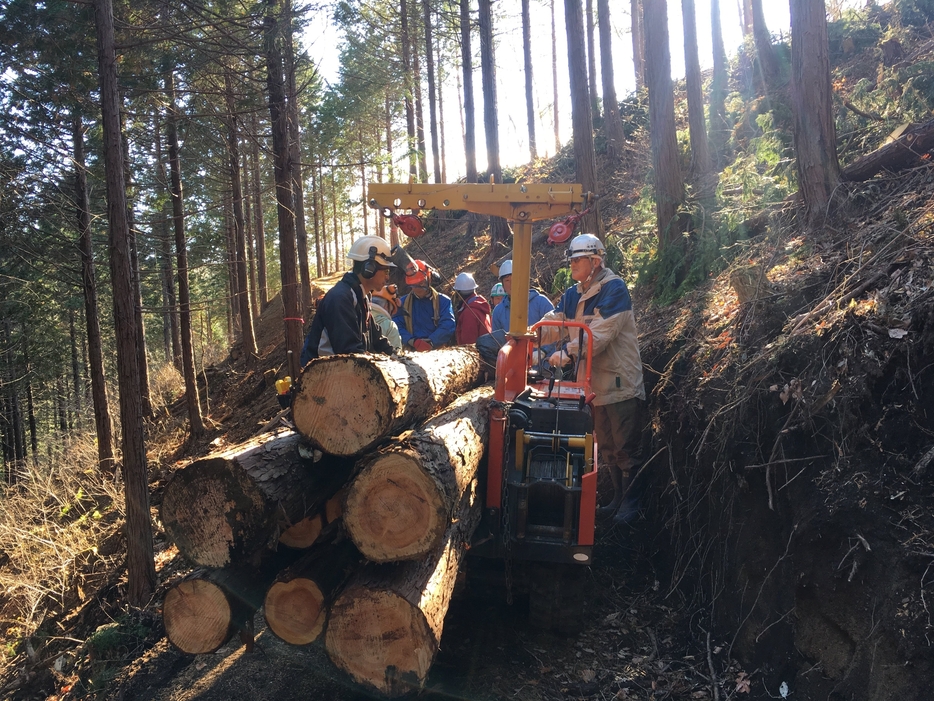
[540,233,646,523]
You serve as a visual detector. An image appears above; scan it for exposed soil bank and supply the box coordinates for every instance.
[640,181,934,700]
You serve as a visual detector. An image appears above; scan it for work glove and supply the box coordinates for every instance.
[548,350,573,367]
[413,338,433,352]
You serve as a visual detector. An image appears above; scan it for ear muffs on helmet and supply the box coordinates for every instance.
[361,246,379,279]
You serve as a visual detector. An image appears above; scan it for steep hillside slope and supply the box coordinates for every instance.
[638,166,934,699]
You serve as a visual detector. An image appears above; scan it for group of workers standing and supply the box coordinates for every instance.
[299,232,645,524]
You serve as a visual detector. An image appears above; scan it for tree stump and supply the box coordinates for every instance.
[325,488,481,697]
[729,264,772,305]
[292,347,482,457]
[344,386,492,562]
[161,430,351,567]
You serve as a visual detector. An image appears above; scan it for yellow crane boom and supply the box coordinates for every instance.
[367,182,589,335]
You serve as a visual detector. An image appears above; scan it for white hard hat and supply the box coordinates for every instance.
[498,259,513,278]
[347,236,395,267]
[566,233,605,261]
[453,272,477,291]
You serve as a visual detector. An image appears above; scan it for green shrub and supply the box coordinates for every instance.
[86,618,151,661]
[894,0,934,26]
[827,14,883,61]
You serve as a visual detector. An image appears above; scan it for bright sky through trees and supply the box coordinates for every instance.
[301,1,846,180]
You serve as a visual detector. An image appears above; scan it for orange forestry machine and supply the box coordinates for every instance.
[368,182,598,631]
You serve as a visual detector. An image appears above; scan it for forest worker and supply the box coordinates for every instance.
[393,259,456,351]
[300,235,396,365]
[539,233,646,523]
[490,282,506,309]
[370,283,403,352]
[490,259,555,334]
[452,271,492,345]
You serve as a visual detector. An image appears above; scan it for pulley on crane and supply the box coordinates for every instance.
[381,207,425,239]
[546,206,592,246]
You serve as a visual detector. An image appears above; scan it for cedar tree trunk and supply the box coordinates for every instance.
[93,0,156,605]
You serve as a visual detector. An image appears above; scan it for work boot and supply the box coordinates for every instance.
[597,467,627,519]
[612,497,638,524]
[596,497,621,519]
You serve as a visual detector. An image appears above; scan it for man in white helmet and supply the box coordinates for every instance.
[452,271,492,345]
[540,233,646,522]
[300,235,396,365]
[490,258,555,333]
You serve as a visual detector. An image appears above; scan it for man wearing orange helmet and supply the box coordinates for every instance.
[300,236,396,365]
[392,259,456,351]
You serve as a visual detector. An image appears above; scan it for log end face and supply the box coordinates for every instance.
[345,454,444,562]
[293,357,394,457]
[264,579,326,646]
[163,579,232,654]
[161,459,271,568]
[325,587,435,697]
[277,514,323,550]
[325,488,347,524]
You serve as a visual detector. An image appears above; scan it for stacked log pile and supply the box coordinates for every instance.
[292,346,482,456]
[160,347,491,697]
[161,430,351,568]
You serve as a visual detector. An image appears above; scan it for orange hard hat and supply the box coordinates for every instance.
[405,259,431,287]
[372,283,400,314]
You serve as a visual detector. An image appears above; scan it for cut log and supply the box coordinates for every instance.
[841,117,934,182]
[163,564,272,654]
[277,513,324,549]
[161,430,351,567]
[325,490,481,697]
[263,540,361,646]
[344,386,492,562]
[325,488,346,524]
[292,347,482,457]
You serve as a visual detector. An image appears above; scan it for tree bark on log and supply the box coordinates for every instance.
[344,386,492,562]
[263,540,361,646]
[325,490,481,697]
[841,118,934,182]
[163,565,271,654]
[161,430,351,567]
[292,347,482,457]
